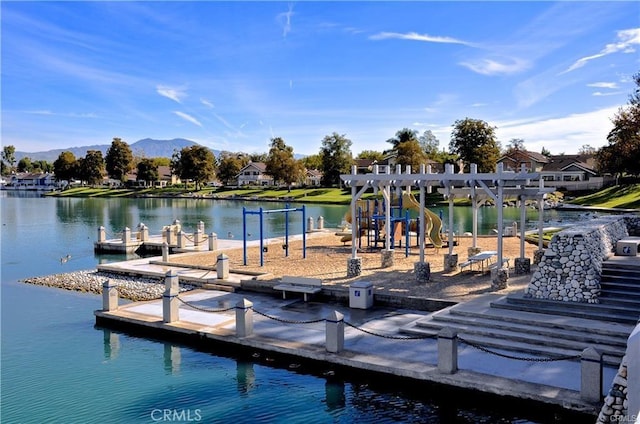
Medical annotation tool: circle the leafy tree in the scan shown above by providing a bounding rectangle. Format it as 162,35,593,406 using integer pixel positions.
356,150,385,162
249,153,268,163
17,157,33,173
578,145,596,155
152,157,171,167
418,130,440,157
172,145,217,190
541,147,552,157
136,158,159,185
53,151,77,183
32,160,53,173
217,152,248,186
386,128,418,150
105,137,134,182
396,140,427,172
597,71,640,178
2,145,16,172
449,118,501,173
265,137,301,186
300,153,322,170
78,150,105,186
505,138,526,153
320,132,352,186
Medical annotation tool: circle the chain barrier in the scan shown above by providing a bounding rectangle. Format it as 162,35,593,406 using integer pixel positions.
176,295,236,313
456,335,582,362
344,321,435,340
252,308,325,325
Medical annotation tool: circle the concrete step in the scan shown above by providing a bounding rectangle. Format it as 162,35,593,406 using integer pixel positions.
493,294,639,324
399,294,633,366
401,324,622,366
417,310,628,349
600,280,640,291
598,294,640,308
600,288,640,301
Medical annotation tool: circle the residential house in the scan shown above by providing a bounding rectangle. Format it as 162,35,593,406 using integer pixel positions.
236,162,274,186
4,172,58,191
124,165,181,188
498,150,610,190
304,169,322,186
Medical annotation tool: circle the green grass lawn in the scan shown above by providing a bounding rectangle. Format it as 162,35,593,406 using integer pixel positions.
48,183,640,210
567,183,640,209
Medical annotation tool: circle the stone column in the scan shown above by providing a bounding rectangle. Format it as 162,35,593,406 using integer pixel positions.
194,229,202,246
347,258,362,277
177,230,186,248
165,227,175,245
162,242,169,262
491,267,509,290
307,216,314,232
165,270,178,291
381,250,394,268
162,287,179,323
102,280,118,311
235,299,253,337
581,347,603,403
629,325,640,421
209,232,218,251
326,311,344,353
317,216,324,230
467,246,481,259
217,253,229,279
97,226,106,242
414,262,430,283
443,253,458,273
122,227,131,243
514,257,531,275
438,327,458,374
197,221,205,234
139,224,149,242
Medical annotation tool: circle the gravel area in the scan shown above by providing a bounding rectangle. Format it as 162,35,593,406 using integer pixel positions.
21,270,195,301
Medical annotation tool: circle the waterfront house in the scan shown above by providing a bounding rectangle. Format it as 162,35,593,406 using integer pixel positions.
236,162,274,186
4,172,58,191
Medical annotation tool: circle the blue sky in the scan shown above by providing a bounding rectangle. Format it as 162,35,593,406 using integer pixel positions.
2,1,639,157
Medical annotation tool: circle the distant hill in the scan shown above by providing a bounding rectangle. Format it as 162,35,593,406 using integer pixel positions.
14,138,216,162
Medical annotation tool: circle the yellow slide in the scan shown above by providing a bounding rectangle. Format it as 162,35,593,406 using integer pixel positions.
401,192,443,248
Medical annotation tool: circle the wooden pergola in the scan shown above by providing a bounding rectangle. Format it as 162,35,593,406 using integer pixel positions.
340,162,554,276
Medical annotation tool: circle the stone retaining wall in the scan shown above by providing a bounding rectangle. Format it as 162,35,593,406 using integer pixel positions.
597,355,628,423
525,217,629,303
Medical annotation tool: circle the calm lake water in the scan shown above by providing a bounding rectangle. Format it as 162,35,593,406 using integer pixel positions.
1,191,596,423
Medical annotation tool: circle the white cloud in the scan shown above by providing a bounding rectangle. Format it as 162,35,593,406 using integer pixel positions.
460,57,530,76
369,31,473,46
562,28,640,74
173,111,202,127
157,85,186,103
494,106,618,154
588,82,619,89
200,98,214,108
277,3,294,38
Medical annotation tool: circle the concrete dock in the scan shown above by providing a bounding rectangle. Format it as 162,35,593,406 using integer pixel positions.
95,285,620,419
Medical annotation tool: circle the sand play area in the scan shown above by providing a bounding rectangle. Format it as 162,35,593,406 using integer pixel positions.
169,231,539,303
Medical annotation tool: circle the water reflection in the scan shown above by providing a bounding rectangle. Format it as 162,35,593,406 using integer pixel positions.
236,361,256,395
103,329,120,360
325,380,346,411
164,344,181,375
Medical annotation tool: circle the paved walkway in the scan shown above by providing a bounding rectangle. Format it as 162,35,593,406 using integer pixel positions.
95,287,618,417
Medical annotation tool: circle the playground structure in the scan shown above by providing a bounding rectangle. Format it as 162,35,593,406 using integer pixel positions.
242,204,307,267
338,191,446,256
340,162,555,283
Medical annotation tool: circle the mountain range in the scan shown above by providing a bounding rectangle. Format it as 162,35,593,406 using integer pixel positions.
14,138,219,162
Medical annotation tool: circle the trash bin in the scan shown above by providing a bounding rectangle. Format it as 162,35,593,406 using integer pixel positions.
349,281,373,309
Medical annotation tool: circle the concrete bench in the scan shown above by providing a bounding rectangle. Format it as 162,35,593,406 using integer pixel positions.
273,276,323,301
616,237,640,256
